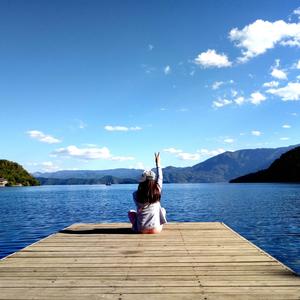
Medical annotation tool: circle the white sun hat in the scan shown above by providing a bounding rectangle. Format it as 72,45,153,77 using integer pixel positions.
139,170,156,182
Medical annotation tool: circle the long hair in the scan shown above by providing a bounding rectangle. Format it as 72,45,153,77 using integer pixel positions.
137,180,161,205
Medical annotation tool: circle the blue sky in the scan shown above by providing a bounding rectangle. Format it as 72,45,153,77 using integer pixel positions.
1,0,300,172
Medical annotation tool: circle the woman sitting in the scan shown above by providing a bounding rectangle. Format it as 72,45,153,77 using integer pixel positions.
128,152,167,234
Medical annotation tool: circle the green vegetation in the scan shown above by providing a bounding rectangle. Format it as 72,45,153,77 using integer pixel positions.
0,160,40,186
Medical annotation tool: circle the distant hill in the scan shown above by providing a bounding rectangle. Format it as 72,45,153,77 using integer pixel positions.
37,176,138,185
33,144,299,184
34,168,143,180
230,146,300,183
0,160,39,186
163,144,299,182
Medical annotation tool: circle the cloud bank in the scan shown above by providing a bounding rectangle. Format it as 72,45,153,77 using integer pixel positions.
229,19,300,62
53,145,134,161
267,82,300,101
104,125,142,132
27,130,61,144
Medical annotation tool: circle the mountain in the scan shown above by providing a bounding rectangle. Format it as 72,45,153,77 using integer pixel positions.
163,144,299,183
230,146,300,183
37,176,138,185
33,144,299,184
33,168,143,180
0,160,40,186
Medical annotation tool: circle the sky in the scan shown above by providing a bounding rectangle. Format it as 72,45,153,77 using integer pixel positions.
1,0,300,172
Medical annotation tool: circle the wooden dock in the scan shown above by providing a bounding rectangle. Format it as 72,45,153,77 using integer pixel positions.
0,222,299,299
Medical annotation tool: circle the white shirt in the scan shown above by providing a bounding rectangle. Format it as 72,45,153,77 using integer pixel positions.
132,167,167,231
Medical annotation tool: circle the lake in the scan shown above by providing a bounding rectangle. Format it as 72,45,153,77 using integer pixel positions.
0,183,300,274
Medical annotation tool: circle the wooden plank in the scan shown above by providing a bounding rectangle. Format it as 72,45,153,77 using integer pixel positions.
13,251,261,258
3,256,273,263
0,293,298,300
0,265,287,274
0,222,299,300
0,286,299,294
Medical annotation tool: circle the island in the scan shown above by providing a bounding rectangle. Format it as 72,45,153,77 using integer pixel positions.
0,160,40,187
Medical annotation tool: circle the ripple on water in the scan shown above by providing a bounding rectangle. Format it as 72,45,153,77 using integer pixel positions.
0,183,300,274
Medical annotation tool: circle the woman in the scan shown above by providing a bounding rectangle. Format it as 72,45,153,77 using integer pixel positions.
128,152,167,233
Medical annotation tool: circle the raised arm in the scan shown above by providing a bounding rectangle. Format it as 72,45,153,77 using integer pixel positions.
155,152,163,190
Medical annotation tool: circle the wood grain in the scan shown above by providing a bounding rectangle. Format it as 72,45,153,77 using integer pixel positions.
0,222,299,299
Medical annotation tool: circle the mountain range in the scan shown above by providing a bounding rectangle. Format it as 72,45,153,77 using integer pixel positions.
230,146,300,183
34,144,299,184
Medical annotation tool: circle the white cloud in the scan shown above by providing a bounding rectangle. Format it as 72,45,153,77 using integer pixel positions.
251,130,262,136
231,89,238,97
234,96,245,105
53,145,135,161
282,124,291,128
54,145,111,160
110,156,135,161
280,137,290,141
194,49,232,68
229,19,300,62
83,143,98,147
177,152,200,161
294,7,300,18
211,80,234,90
212,81,224,90
295,59,300,69
164,65,171,75
27,130,61,144
224,138,234,144
27,161,61,172
163,148,200,161
263,81,279,88
163,148,183,154
212,98,232,108
165,149,195,160
249,92,266,105
267,82,300,101
104,125,142,131
271,68,288,80
213,92,267,108
105,126,128,131
129,126,142,131
291,58,300,69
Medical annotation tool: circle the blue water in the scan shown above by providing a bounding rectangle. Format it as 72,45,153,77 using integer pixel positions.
0,183,300,274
